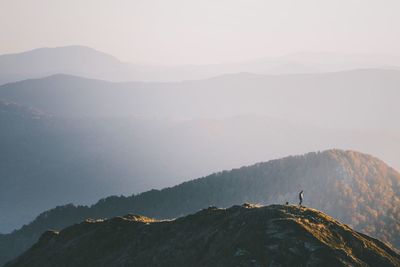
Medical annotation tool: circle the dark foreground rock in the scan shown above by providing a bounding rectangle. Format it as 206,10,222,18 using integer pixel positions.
5,204,400,267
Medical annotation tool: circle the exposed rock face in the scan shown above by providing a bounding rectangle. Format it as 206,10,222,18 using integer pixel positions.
5,205,400,267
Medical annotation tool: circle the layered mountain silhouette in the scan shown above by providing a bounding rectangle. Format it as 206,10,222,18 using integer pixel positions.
1,70,399,131
1,46,400,85
1,69,400,234
1,150,399,266
5,204,400,267
0,46,128,85
3,103,400,234
0,69,400,233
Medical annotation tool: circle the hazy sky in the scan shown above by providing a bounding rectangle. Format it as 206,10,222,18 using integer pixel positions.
1,0,399,65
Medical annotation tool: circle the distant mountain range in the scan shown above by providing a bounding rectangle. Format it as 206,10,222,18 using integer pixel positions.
1,46,400,85
0,150,399,266
1,46,399,265
5,205,400,267
1,70,400,235
1,69,399,130
0,46,127,85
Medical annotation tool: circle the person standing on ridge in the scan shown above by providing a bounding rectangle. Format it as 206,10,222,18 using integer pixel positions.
299,190,304,207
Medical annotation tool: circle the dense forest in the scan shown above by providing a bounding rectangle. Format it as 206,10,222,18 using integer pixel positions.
1,149,399,265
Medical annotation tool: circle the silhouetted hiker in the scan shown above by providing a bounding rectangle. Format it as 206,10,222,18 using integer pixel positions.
299,190,304,206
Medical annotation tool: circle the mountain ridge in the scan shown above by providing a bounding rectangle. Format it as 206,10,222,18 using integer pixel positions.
4,204,400,267
0,149,399,266
3,98,399,234
1,69,399,131
1,45,400,85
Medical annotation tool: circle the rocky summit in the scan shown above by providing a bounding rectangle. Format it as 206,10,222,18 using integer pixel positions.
5,204,400,267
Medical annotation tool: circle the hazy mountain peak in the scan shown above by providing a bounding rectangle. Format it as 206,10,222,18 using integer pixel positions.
0,45,120,61
0,45,126,84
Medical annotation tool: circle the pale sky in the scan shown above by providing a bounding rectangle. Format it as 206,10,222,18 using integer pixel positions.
0,0,399,65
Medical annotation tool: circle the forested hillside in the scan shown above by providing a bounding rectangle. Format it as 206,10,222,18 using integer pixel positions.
1,149,399,265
